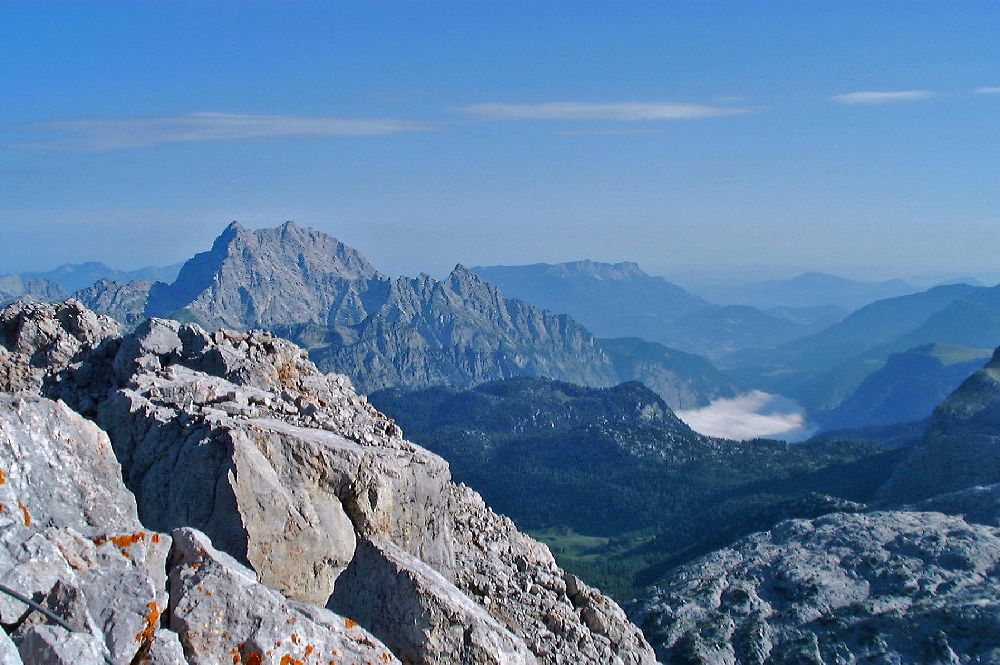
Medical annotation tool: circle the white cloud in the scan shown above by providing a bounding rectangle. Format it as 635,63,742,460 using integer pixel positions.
20,112,433,150
974,86,1000,94
456,101,753,121
831,90,934,105
554,128,663,136
676,390,816,442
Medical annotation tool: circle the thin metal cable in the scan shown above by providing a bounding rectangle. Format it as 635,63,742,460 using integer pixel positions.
0,582,115,664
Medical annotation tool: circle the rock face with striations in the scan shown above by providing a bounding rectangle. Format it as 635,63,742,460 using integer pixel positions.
141,221,618,394
632,510,1000,664
0,300,656,664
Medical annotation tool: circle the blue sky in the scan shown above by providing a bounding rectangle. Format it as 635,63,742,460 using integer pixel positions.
2,1,999,280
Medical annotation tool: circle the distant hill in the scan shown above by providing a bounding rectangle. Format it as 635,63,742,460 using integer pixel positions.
22,260,182,292
472,262,819,359
701,271,923,310
726,283,992,411
815,343,993,431
0,274,67,305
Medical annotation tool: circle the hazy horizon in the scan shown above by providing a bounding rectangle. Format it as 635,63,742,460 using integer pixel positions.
3,2,999,280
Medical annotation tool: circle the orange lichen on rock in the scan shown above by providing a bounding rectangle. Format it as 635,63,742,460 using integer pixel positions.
0,468,6,484
245,653,264,665
304,645,315,657
17,501,30,527
291,633,299,645
134,602,160,644
344,618,357,629
280,655,303,665
151,533,161,543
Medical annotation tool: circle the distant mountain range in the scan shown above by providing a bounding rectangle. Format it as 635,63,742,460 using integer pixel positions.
472,262,835,358
29,222,735,408
727,283,1000,414
689,271,926,310
23,260,182,292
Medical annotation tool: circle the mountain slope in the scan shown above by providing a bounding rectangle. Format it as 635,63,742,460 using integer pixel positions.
370,377,899,596
713,271,922,310
879,347,1000,502
599,337,741,409
472,261,812,358
816,343,993,431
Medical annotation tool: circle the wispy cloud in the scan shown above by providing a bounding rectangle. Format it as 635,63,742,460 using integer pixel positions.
555,128,663,136
456,101,753,121
18,112,434,150
974,86,1000,95
831,90,934,105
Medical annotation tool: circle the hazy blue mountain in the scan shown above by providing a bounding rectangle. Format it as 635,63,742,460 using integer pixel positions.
764,304,847,328
472,261,708,338
726,283,988,411
0,274,68,305
472,261,815,359
23,260,183,292
370,376,899,597
707,271,923,310
815,343,993,431
73,278,155,328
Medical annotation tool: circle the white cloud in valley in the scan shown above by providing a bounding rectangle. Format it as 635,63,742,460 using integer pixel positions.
20,112,434,150
457,101,754,121
676,390,817,442
831,90,934,105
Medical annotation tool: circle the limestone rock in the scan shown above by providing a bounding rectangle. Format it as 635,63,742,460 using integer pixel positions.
908,483,1000,527
633,511,1000,664
167,527,399,665
17,625,107,664
0,394,140,535
332,538,537,665
0,631,21,665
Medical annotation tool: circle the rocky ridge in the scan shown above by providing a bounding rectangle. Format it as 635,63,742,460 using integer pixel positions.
632,510,1000,664
0,300,655,664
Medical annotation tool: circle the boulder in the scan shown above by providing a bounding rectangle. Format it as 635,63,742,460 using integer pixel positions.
332,538,536,665
167,528,399,664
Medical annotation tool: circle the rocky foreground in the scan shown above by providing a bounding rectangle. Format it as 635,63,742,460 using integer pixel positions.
631,509,1000,664
0,300,655,664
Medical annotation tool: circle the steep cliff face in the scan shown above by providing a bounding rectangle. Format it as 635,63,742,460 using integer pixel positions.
0,300,656,664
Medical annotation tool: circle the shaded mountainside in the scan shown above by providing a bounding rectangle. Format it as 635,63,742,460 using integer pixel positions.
879,347,1000,503
0,299,657,664
598,337,741,410
815,343,992,431
472,261,818,359
370,377,902,597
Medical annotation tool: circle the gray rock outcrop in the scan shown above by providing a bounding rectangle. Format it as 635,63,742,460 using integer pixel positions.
331,538,537,665
0,300,657,664
633,510,1000,664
